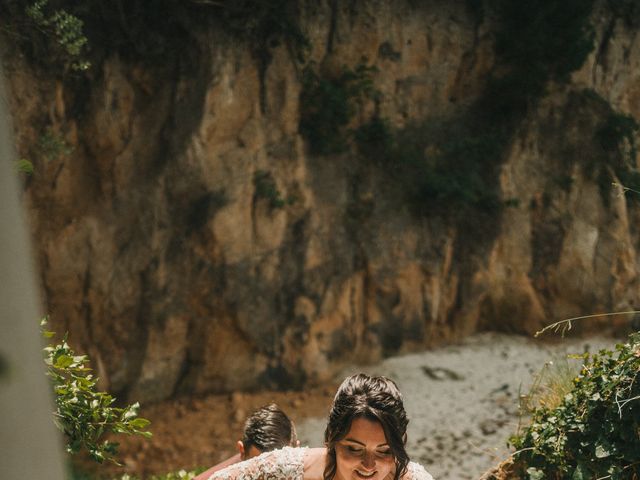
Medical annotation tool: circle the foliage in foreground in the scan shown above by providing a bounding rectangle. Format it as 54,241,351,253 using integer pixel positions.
71,469,202,480
518,358,582,415
42,319,152,464
123,470,200,480
510,333,640,479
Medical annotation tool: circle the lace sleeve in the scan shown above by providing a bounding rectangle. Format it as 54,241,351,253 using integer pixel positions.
404,461,435,480
209,446,307,480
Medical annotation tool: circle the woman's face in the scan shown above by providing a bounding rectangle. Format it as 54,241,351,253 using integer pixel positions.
334,417,396,480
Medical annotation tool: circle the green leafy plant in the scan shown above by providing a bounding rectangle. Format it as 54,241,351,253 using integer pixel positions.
299,63,378,155
510,333,640,479
4,0,309,74
38,128,73,161
355,117,503,215
14,158,35,175
518,358,582,418
147,471,201,480
253,170,294,209
42,318,151,464
25,0,90,71
69,468,204,480
486,0,595,120
115,470,202,480
218,0,309,59
354,115,394,164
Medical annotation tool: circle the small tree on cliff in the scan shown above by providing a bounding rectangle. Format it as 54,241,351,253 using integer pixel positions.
42,318,152,465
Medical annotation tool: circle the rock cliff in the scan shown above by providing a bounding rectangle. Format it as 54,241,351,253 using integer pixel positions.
3,0,640,402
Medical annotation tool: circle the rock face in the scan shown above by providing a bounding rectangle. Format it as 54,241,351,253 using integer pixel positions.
4,1,640,402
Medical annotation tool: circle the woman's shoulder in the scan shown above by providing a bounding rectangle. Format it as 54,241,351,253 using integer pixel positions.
210,446,308,480
405,461,435,480
302,448,327,480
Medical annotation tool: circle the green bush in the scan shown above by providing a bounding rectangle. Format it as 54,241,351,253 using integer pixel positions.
569,89,640,204
299,63,377,155
70,468,204,480
2,0,93,73
14,158,35,175
2,0,308,71
510,334,640,479
112,470,202,480
38,127,74,160
24,0,90,71
42,319,151,464
354,116,394,164
253,170,294,209
355,117,502,214
218,0,308,59
490,0,595,106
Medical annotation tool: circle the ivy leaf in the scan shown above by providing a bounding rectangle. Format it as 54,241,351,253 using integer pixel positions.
54,354,74,368
526,467,545,480
572,462,591,480
595,443,611,458
130,418,151,430
123,402,140,419
41,320,152,464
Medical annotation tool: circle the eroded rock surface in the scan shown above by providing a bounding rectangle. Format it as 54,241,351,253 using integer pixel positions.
4,1,640,402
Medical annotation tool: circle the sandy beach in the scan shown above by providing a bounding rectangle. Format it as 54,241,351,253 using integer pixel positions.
296,332,618,480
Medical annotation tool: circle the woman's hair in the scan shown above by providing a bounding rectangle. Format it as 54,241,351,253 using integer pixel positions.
323,373,410,480
242,403,297,454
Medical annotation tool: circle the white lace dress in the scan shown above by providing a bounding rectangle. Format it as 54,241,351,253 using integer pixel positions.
209,447,434,480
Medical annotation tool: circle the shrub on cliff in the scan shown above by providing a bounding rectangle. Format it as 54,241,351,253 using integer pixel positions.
2,0,308,73
484,0,595,122
299,63,377,155
509,333,640,479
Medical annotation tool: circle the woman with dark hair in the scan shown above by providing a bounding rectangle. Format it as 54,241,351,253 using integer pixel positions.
209,373,434,480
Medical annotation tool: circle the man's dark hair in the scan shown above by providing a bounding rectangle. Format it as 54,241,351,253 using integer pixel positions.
242,403,297,453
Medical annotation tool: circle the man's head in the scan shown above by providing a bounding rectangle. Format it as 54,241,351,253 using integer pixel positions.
237,403,299,460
